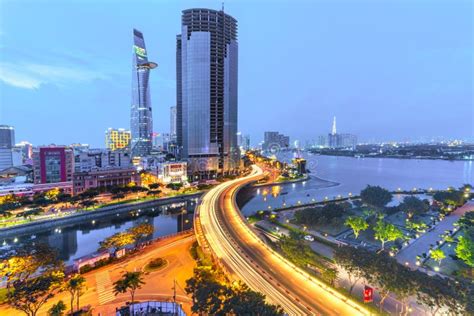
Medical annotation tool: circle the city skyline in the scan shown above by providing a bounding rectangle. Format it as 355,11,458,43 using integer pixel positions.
0,0,473,147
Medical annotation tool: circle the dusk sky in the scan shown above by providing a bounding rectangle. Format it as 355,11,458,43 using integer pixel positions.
0,0,472,147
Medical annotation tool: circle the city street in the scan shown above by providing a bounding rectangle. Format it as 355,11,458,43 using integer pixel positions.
0,234,196,316
196,164,370,315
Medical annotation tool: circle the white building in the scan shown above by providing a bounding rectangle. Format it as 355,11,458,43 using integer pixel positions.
160,162,187,184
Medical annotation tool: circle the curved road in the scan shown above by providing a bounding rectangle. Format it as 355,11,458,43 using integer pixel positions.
196,165,370,315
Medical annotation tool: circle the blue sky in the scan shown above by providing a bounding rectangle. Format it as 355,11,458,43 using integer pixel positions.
0,0,472,147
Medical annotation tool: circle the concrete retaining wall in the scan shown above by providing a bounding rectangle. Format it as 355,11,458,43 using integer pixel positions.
0,193,202,239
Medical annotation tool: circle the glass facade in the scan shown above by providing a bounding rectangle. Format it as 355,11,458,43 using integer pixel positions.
0,125,15,149
177,9,240,178
131,29,155,157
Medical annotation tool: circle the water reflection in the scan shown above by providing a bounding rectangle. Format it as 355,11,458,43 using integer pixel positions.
240,153,472,216
1,199,196,264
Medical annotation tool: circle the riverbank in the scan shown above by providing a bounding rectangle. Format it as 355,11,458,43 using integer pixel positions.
253,173,311,187
308,151,473,161
0,192,202,239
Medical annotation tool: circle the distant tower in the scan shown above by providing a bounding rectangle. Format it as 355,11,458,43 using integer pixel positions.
331,116,337,135
130,29,157,158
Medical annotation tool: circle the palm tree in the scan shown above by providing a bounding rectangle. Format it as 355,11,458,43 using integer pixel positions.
113,271,145,310
65,274,86,314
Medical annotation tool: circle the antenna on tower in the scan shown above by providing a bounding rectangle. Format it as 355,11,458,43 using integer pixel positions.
331,116,337,135
222,2,224,11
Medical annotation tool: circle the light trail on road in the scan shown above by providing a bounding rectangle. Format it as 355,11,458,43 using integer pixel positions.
196,165,371,315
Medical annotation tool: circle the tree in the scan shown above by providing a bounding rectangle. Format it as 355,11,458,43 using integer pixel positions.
399,196,429,219
113,271,145,307
360,185,392,209
458,212,474,229
148,183,161,190
0,244,65,316
48,301,66,316
99,232,135,251
225,283,284,315
65,274,86,314
185,267,233,315
430,249,446,267
45,188,61,201
185,267,283,315
127,223,154,247
166,183,183,191
433,190,466,207
373,220,404,250
344,216,368,239
455,235,474,268
334,246,368,294
415,274,464,316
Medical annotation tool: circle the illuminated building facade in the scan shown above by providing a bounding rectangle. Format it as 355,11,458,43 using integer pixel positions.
177,8,240,179
105,128,131,151
160,161,188,184
131,29,157,158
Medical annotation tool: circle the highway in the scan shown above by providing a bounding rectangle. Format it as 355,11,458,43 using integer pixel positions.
196,165,370,315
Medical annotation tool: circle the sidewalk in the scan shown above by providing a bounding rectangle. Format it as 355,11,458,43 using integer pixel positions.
396,201,474,268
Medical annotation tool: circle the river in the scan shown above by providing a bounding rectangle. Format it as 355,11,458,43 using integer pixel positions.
239,153,473,216
3,154,472,263
0,199,197,264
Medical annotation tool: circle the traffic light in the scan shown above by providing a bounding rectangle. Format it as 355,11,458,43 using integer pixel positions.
363,285,373,303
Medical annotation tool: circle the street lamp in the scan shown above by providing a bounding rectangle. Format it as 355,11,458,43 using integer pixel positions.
180,208,187,231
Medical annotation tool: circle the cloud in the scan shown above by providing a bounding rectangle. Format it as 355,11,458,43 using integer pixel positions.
0,62,109,90
0,63,42,89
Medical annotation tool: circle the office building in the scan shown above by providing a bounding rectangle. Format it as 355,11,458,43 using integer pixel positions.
0,125,14,149
33,146,74,184
73,168,139,195
237,133,250,151
131,29,157,157
153,133,172,152
337,133,358,149
74,149,131,172
170,106,177,141
262,132,290,152
177,8,240,178
0,125,15,170
15,141,33,164
317,135,328,148
160,162,188,184
105,128,131,151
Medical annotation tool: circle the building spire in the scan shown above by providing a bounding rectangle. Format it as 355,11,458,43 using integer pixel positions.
331,116,337,135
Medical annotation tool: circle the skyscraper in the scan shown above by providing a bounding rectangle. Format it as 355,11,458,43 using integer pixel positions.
130,29,157,158
170,106,177,141
177,8,240,179
0,125,15,170
326,116,358,149
263,131,290,152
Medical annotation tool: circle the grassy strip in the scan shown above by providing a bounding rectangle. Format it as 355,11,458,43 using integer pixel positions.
271,219,337,249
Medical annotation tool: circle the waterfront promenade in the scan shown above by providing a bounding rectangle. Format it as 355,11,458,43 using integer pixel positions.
396,201,474,268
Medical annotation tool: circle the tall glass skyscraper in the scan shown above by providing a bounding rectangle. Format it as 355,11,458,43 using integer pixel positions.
131,29,157,157
177,8,239,179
